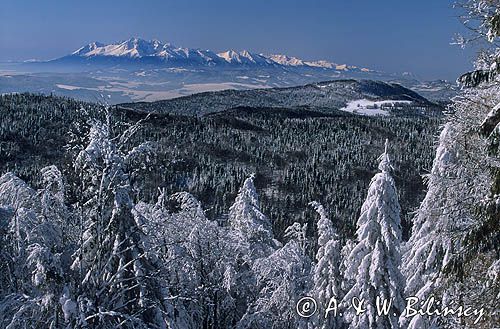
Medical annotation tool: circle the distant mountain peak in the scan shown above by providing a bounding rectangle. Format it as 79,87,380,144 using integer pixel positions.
268,54,306,66
267,54,347,69
218,49,240,63
216,49,273,65
72,38,176,58
72,41,106,56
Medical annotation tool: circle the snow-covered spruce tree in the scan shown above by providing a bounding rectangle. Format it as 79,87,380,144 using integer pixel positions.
69,113,171,328
0,169,67,328
342,140,405,329
0,172,41,293
308,201,343,329
401,2,500,327
0,206,13,296
228,173,278,260
340,239,355,295
39,165,72,245
400,123,468,329
134,191,196,328
402,84,499,329
226,174,280,326
175,193,236,329
237,222,312,329
453,3,500,326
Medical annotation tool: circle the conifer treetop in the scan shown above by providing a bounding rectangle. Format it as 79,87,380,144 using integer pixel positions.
378,139,393,173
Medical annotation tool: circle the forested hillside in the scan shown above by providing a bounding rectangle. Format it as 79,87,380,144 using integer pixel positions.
119,79,443,116
0,93,441,241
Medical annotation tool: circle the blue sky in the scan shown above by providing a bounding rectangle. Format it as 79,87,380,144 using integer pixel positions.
0,0,477,80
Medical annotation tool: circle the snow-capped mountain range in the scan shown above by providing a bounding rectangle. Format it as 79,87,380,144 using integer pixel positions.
0,37,456,104
65,37,370,71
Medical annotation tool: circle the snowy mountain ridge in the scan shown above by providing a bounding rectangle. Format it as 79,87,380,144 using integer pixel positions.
66,37,370,71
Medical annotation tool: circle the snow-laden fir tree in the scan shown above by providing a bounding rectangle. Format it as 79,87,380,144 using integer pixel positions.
400,123,464,329
308,201,343,329
175,192,237,329
0,206,12,296
0,169,66,328
402,87,499,328
135,191,198,328
226,174,280,326
448,2,500,326
69,115,171,328
340,239,355,294
0,172,41,282
228,173,278,260
342,140,405,329
237,221,311,329
400,2,500,327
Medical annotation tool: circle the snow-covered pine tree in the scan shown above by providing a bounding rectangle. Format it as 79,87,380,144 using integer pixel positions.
225,174,280,326
400,123,464,329
308,201,343,329
0,169,66,328
228,173,278,260
237,221,312,329
69,115,171,328
401,2,500,327
342,140,405,329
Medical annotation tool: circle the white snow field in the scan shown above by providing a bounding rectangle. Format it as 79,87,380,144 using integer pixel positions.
339,99,413,116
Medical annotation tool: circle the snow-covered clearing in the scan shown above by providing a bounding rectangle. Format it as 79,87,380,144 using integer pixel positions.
339,99,413,116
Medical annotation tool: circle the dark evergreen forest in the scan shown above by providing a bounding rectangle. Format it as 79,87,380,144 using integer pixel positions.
0,93,442,243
